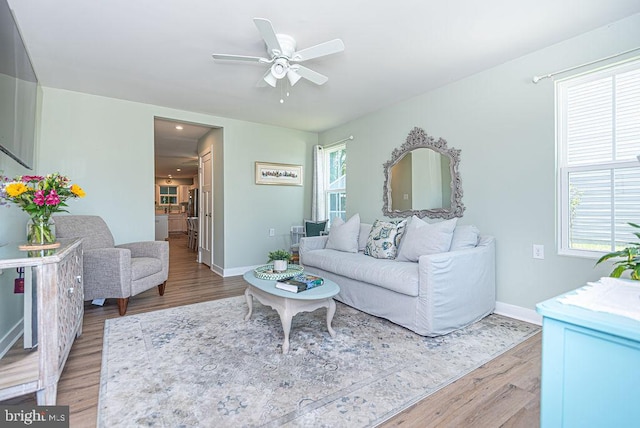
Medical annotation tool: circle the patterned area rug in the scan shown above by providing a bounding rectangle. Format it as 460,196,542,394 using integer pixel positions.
98,296,539,427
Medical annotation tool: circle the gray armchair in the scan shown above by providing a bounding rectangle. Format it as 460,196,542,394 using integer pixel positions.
54,215,169,315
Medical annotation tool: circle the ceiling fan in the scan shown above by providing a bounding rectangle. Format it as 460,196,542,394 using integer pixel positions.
212,18,344,88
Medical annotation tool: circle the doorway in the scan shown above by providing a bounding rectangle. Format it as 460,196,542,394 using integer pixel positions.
153,118,214,262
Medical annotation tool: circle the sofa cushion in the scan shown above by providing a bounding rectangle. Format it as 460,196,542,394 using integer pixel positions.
326,213,360,253
364,219,408,259
303,249,420,296
396,216,457,262
450,225,480,251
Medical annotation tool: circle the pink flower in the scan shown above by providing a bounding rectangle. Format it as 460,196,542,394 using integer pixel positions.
22,175,45,182
33,190,46,206
45,189,61,206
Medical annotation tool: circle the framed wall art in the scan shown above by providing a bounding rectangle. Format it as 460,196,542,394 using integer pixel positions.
255,162,303,186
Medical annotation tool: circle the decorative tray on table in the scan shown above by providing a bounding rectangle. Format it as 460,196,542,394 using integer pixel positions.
254,264,304,280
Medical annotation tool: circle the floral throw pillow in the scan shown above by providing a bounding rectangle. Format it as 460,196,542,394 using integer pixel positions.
364,219,408,259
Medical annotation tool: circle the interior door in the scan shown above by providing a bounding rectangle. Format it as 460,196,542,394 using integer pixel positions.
199,151,213,267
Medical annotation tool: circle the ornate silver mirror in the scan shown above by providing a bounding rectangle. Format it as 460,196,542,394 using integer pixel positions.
383,127,464,219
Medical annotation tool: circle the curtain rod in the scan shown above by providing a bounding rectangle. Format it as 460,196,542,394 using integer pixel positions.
322,135,354,148
532,46,640,83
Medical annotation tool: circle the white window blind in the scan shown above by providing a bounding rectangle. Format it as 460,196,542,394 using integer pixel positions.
558,60,640,256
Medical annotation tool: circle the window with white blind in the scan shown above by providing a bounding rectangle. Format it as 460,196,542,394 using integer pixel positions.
557,59,640,257
324,144,346,225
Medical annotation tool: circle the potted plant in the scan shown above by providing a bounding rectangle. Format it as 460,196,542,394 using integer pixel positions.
268,249,292,273
595,222,640,280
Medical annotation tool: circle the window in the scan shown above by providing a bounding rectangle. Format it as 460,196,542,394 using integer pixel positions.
557,60,640,257
324,144,346,225
159,186,178,205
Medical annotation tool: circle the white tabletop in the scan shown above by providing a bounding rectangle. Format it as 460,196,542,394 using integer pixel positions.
243,270,340,300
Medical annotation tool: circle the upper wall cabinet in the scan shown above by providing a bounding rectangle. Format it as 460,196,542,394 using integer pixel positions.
383,127,465,219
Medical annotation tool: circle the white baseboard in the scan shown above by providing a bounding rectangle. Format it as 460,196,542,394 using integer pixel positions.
210,264,224,277
495,301,542,325
0,318,23,359
222,264,262,278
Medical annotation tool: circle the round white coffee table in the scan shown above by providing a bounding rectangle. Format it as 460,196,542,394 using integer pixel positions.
242,270,340,354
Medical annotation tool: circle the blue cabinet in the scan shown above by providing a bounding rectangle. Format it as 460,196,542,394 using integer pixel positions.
537,288,640,428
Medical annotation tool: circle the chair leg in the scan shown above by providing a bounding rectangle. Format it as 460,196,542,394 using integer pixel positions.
117,298,129,316
158,281,166,296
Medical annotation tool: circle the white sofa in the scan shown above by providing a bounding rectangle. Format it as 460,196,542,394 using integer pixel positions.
299,218,496,336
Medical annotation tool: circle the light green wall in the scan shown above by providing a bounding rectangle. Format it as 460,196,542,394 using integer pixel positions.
223,123,316,267
320,14,640,310
37,87,317,271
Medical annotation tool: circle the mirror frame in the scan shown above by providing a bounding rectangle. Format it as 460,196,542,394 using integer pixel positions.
382,127,465,219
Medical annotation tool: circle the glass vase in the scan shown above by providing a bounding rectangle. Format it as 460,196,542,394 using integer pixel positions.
27,217,56,246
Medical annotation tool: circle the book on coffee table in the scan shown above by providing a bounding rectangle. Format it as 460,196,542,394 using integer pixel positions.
275,274,324,293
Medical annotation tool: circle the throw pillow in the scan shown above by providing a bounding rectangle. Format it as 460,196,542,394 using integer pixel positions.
449,224,480,251
358,223,372,252
364,219,408,259
396,216,458,262
325,213,360,253
304,220,328,237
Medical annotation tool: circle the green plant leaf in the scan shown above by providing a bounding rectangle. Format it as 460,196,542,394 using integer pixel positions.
610,265,627,278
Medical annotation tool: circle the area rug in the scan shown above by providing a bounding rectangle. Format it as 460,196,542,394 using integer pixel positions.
98,296,539,427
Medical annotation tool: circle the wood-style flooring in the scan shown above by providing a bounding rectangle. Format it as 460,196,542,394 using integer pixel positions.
1,233,541,427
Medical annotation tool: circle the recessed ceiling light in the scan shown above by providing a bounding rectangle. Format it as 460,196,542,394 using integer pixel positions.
176,168,181,172
175,125,183,130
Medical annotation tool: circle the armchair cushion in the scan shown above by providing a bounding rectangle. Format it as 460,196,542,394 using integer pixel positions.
131,257,163,281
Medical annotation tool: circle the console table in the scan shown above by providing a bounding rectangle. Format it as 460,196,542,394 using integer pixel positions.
536,285,640,427
0,238,83,405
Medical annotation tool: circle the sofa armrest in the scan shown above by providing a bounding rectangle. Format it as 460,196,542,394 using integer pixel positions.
417,235,496,335
117,240,170,281
299,235,329,264
83,248,132,299
117,241,168,259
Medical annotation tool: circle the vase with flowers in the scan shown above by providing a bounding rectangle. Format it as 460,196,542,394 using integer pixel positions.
0,173,86,247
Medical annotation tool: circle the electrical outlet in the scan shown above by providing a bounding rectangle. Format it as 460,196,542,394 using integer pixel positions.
269,228,275,237
533,244,544,259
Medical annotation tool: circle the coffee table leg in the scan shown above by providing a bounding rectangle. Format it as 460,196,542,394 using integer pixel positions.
278,310,293,354
244,288,253,321
327,299,336,338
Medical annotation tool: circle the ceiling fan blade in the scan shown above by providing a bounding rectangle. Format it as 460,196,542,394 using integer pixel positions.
293,39,345,62
293,65,329,85
287,69,302,86
253,18,282,57
211,53,268,63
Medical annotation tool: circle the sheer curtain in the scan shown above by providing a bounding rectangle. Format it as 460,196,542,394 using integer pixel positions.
312,145,326,221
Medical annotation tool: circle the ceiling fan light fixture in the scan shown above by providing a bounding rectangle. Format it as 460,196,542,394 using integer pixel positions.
271,58,288,79
263,72,277,87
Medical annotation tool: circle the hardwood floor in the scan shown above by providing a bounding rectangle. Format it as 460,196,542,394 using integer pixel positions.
1,233,541,427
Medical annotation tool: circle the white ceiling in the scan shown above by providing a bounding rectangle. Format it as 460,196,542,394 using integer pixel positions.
7,0,640,177
153,119,212,179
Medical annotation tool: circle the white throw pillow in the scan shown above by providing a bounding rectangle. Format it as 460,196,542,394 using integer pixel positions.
449,225,480,251
396,216,458,262
358,223,372,251
325,213,360,253
364,219,408,259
